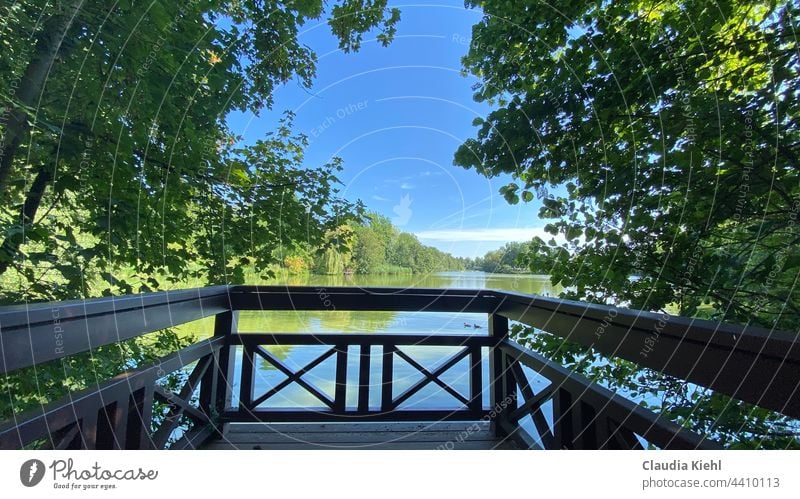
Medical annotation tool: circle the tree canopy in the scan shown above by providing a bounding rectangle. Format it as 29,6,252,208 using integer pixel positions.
0,0,400,302
471,241,529,273
456,0,799,331
456,0,799,448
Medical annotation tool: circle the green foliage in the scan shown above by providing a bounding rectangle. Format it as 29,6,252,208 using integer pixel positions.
352,224,386,273
0,0,401,302
458,0,799,331
367,263,412,275
459,0,800,447
303,212,465,275
315,247,347,275
329,0,401,52
472,241,529,273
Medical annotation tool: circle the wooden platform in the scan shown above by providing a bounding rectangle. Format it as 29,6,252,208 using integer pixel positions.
202,421,518,450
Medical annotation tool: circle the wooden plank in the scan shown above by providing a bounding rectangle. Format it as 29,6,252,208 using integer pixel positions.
238,346,255,410
381,345,395,411
153,386,210,426
221,409,489,423
607,419,645,450
50,423,81,450
391,347,471,409
250,347,337,408
219,429,497,444
573,401,598,449
488,315,512,437
205,420,510,450
225,421,493,433
0,337,223,449
253,346,334,409
0,286,230,374
203,440,507,450
232,333,494,347
200,311,237,418
393,348,470,407
497,291,800,418
499,290,800,358
334,344,347,412
125,386,154,450
469,345,482,413
79,409,98,450
109,396,130,450
204,420,513,450
95,401,127,450
229,286,501,314
552,388,573,450
499,340,720,449
497,418,542,450
509,361,555,449
170,424,217,450
508,384,555,423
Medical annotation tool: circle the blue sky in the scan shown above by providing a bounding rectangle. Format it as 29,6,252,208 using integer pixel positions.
226,1,550,258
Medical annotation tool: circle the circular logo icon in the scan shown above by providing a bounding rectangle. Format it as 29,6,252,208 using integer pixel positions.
20,459,45,487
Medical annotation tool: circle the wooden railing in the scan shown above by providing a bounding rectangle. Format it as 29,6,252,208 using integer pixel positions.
230,333,491,422
1,285,797,449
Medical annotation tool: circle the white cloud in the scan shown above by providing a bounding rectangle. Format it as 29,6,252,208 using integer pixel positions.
371,194,390,202
400,182,414,190
415,227,559,243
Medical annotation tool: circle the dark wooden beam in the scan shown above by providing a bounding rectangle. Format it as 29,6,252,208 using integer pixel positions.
0,337,223,449
228,285,501,313
231,333,494,347
0,286,231,373
357,345,371,412
221,409,490,423
499,340,720,449
496,291,800,418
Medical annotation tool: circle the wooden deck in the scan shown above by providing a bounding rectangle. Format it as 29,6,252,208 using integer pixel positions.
202,421,518,450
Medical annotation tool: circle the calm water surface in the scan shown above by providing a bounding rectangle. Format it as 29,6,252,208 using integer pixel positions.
236,271,559,334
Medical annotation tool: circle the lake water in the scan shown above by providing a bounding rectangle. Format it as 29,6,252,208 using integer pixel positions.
222,271,559,413
236,271,559,334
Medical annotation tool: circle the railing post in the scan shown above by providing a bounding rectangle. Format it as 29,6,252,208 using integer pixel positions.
468,344,482,415
200,310,237,435
553,388,574,449
125,386,155,449
488,314,515,437
95,401,128,450
334,343,348,412
357,345,371,413
381,345,395,411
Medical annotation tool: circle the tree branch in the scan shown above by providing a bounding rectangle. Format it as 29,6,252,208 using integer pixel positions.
0,0,85,197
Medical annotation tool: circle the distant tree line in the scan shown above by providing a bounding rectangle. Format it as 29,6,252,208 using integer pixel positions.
275,213,468,275
467,241,531,274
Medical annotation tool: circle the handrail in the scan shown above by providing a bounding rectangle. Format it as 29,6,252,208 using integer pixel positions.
498,339,720,449
228,332,490,423
0,286,231,373
0,337,224,449
227,285,502,312
0,285,797,450
494,292,800,418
